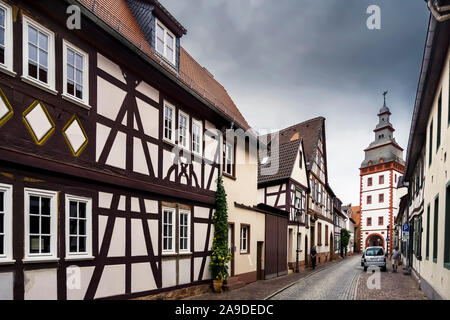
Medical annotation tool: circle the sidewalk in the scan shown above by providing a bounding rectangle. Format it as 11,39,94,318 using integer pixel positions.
356,260,428,300
185,258,345,300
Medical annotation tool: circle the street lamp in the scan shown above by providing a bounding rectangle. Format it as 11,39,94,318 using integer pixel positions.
295,206,303,273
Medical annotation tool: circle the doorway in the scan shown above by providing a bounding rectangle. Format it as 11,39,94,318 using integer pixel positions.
228,224,235,277
257,241,264,280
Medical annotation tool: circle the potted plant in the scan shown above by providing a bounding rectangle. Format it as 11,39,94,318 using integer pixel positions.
210,175,231,293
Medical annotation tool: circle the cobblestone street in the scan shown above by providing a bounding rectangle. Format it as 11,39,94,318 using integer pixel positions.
269,256,428,300
270,256,361,300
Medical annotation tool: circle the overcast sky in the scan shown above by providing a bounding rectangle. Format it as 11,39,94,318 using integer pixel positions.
160,0,430,205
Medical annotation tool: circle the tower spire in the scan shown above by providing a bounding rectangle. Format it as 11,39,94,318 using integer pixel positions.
383,90,388,107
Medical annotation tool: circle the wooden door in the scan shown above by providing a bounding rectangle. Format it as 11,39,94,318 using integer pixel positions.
257,241,264,280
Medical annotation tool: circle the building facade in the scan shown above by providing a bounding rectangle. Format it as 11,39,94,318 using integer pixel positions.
0,0,253,300
360,102,405,255
399,7,450,299
257,135,310,272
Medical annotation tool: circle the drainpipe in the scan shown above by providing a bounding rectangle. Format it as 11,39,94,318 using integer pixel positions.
427,0,450,22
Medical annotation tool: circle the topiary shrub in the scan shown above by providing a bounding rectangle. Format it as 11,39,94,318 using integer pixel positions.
210,175,231,281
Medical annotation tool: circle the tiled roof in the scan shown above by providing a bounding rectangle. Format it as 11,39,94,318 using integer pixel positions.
258,117,325,184
277,117,325,169
258,138,302,184
77,0,250,130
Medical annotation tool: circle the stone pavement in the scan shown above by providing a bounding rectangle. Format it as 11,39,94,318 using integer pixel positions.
270,255,361,300
185,257,347,300
356,260,428,300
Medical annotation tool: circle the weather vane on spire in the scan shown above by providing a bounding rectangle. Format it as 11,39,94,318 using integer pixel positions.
383,90,388,105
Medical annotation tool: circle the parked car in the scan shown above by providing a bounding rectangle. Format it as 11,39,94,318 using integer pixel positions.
362,246,387,272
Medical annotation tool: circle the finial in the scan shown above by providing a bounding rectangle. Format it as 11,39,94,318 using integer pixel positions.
383,90,388,106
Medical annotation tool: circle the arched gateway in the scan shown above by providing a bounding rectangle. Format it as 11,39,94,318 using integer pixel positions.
366,234,384,249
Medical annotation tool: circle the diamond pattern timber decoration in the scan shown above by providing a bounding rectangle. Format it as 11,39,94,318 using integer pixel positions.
23,100,55,145
63,115,88,157
0,88,13,127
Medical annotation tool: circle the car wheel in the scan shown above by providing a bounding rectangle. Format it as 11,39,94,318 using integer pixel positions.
363,266,367,272
381,267,387,272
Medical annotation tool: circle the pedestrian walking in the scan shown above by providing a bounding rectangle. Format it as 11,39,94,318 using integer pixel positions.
392,246,401,273
310,246,318,270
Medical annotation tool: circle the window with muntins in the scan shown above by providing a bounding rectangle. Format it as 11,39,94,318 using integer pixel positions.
378,216,383,226
63,41,89,105
379,175,384,185
24,188,58,260
367,195,372,205
179,209,190,253
445,185,450,268
433,196,439,263
162,207,175,254
368,177,372,187
240,226,249,254
178,111,189,149
23,16,55,90
429,119,433,166
224,142,234,176
0,183,12,261
66,195,92,259
367,217,372,226
155,19,176,65
0,1,13,73
163,102,175,143
192,119,202,155
379,194,384,203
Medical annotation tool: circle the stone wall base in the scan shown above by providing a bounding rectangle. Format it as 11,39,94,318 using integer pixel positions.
133,284,211,300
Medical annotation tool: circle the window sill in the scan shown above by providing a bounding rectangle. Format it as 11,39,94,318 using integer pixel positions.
223,173,236,181
62,93,91,110
23,257,60,264
0,259,16,265
0,66,16,77
162,252,192,258
240,251,249,255
444,263,450,270
21,76,58,96
65,255,95,262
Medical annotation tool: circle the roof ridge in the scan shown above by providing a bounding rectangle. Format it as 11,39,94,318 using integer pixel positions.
279,116,325,133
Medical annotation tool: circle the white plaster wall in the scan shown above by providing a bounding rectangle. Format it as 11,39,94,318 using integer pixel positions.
0,272,13,300
98,192,113,209
194,223,209,252
136,81,159,103
179,258,191,285
148,219,159,256
97,77,127,121
163,150,176,182
106,131,127,169
144,199,158,214
96,123,111,162
136,97,159,139
97,53,126,83
108,217,126,257
66,266,95,300
194,206,210,219
24,269,57,300
162,259,176,288
131,219,147,256
133,137,149,176
421,48,450,299
131,263,157,293
291,143,309,187
95,264,125,299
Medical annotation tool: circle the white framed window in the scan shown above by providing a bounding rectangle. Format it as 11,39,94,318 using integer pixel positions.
178,111,189,149
224,142,234,176
24,188,58,261
22,15,56,92
155,19,176,65
192,119,203,156
65,195,92,259
163,101,175,143
0,1,14,75
0,183,13,262
240,225,249,254
62,40,89,107
179,209,190,253
162,207,176,254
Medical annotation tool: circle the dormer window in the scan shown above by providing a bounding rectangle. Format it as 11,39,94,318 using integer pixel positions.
155,19,176,65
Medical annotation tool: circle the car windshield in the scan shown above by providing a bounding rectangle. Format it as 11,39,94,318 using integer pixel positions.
366,248,384,256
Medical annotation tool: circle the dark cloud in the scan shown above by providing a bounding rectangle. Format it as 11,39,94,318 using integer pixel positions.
160,0,430,204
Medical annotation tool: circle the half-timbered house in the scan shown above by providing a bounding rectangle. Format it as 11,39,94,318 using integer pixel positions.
0,0,253,300
258,133,310,272
271,117,334,267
